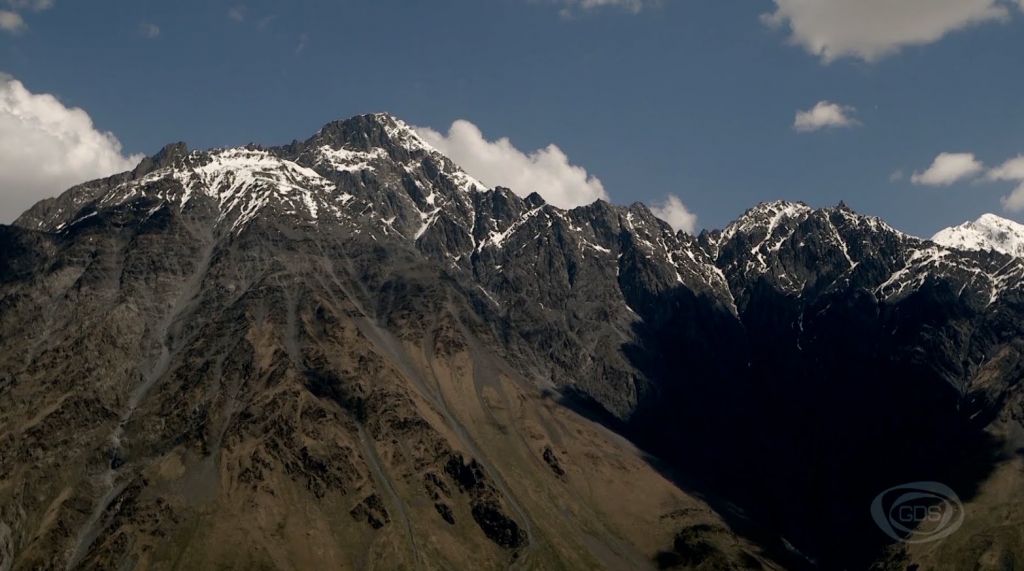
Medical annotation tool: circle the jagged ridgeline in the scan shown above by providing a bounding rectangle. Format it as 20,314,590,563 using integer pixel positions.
2,113,1024,570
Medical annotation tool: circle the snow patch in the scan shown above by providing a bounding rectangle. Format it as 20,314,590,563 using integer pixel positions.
316,145,387,173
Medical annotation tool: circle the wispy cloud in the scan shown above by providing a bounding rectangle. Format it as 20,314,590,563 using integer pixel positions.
573,0,644,11
227,5,278,31
228,5,245,22
140,22,160,39
793,101,859,132
294,33,308,55
257,14,277,29
550,0,646,18
5,0,53,11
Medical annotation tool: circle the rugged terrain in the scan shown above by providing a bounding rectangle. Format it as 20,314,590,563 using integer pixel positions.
1,113,1023,570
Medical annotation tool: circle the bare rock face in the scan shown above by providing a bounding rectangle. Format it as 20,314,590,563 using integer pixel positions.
2,113,1024,570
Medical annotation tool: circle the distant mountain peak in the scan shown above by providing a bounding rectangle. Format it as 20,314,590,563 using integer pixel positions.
932,213,1024,258
738,200,813,221
14,112,493,234
309,112,437,156
720,200,813,243
370,112,438,153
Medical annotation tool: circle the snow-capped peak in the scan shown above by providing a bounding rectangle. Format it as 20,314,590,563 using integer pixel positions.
371,112,438,155
932,213,1024,258
720,200,812,243
23,112,500,234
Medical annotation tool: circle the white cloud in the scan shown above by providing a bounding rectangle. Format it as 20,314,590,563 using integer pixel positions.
415,119,609,209
988,156,1024,212
987,155,1024,181
763,0,1012,63
1001,186,1024,212
0,10,25,33
911,152,984,186
793,101,859,132
0,74,143,223
650,194,698,233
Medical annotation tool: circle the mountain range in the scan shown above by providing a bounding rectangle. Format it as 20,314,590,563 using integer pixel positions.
2,113,1024,570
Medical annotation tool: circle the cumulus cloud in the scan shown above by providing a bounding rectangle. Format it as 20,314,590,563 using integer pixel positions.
0,74,143,223
988,155,1024,181
415,119,609,209
793,101,859,132
911,152,984,186
988,156,1024,212
0,10,25,33
650,194,698,233
762,0,1013,63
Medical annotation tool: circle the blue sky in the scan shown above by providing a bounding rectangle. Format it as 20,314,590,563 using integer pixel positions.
1,0,1023,235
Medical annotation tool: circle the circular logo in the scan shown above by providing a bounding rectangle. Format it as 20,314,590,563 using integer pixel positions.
870,482,964,543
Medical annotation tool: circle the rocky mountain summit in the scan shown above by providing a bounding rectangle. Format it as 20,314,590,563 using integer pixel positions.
2,113,1024,570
